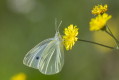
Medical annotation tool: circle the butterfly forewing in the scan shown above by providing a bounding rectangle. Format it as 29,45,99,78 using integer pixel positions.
23,38,53,69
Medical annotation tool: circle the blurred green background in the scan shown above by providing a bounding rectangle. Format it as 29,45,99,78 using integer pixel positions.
0,0,119,80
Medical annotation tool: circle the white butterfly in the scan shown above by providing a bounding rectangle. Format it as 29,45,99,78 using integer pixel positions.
23,21,64,75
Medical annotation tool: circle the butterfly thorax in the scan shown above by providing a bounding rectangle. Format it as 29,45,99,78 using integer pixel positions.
54,32,63,42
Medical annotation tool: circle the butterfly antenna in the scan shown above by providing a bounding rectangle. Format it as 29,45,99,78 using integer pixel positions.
55,18,58,32
57,20,62,32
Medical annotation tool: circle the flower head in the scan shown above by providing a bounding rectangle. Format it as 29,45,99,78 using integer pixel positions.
63,24,79,50
89,13,112,31
11,73,26,80
92,4,108,15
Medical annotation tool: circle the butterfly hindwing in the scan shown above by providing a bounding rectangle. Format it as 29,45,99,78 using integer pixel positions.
38,39,64,75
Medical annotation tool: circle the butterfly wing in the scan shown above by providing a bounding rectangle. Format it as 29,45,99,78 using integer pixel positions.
23,38,53,69
38,40,64,75
23,37,64,75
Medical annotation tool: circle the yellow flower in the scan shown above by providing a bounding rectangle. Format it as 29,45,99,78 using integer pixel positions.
89,13,112,31
92,4,108,15
63,24,79,50
11,73,26,80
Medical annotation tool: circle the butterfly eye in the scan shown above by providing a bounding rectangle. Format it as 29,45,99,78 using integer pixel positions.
36,56,39,60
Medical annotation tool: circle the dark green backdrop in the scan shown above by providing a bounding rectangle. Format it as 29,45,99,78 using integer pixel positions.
0,0,119,80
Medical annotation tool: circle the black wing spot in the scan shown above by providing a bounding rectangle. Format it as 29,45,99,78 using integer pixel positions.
36,56,39,60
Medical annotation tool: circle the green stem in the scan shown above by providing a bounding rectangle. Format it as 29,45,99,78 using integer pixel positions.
105,28,119,48
105,26,119,44
78,39,115,49
105,30,119,43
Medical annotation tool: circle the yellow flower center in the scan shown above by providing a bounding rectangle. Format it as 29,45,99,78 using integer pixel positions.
89,13,112,31
92,4,108,15
63,24,78,50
